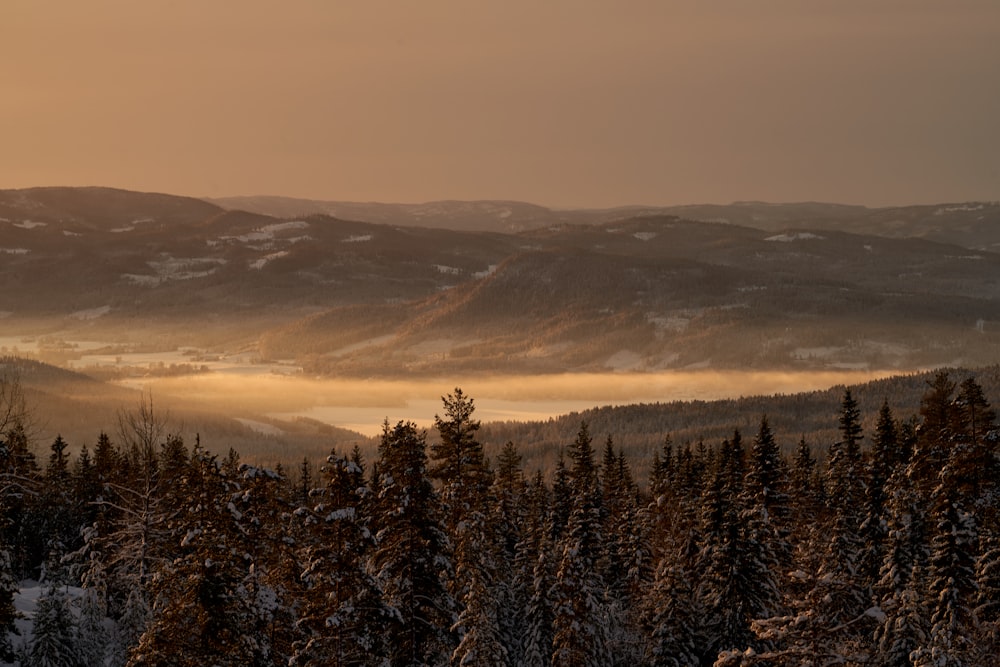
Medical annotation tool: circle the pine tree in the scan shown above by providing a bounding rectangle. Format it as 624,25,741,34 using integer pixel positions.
920,460,980,666
695,432,780,661
27,581,77,667
490,441,526,661
911,371,957,496
974,533,1000,656
2,419,39,578
600,440,644,665
429,390,508,666
600,437,631,601
233,463,301,666
431,388,489,540
745,416,792,572
858,400,899,592
113,586,150,667
645,560,700,667
517,471,553,667
297,456,313,508
76,585,111,667
372,420,456,667
550,422,610,667
128,444,259,666
32,435,80,574
549,452,572,545
950,376,998,502
877,464,930,601
818,389,868,626
874,568,930,667
293,449,386,666
0,541,17,662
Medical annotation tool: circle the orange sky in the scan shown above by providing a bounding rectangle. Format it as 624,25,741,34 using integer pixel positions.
2,1,998,207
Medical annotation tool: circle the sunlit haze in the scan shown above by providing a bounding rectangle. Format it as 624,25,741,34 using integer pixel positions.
3,1,998,207
132,370,898,437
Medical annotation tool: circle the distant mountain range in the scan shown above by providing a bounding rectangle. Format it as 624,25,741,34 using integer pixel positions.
2,186,999,374
211,194,1000,249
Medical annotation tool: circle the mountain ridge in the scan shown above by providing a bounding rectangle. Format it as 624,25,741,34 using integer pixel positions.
2,186,998,375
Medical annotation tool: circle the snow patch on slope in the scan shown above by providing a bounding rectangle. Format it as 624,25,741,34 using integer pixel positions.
765,232,825,242
250,251,289,270
934,203,984,215
473,265,498,279
122,256,226,286
262,220,309,233
220,220,310,245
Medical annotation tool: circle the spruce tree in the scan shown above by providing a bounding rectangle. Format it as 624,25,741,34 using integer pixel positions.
745,416,792,572
695,432,778,661
234,463,301,666
26,582,77,667
293,449,386,666
429,390,507,666
549,452,572,544
645,559,700,667
819,389,868,626
490,441,526,660
858,400,898,592
128,444,259,666
550,422,610,666
517,471,553,667
372,420,456,667
874,567,930,667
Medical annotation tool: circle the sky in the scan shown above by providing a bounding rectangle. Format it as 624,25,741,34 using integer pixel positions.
2,1,998,208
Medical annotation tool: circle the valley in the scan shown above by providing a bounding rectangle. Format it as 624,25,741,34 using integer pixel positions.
2,186,999,471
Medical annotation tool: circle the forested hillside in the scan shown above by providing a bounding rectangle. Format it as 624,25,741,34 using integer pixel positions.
1,374,997,665
4,187,1000,374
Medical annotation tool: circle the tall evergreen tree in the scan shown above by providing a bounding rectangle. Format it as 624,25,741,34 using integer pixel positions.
293,449,386,666
695,432,780,661
372,420,456,667
745,416,792,572
517,471,553,667
129,444,260,666
858,400,899,592
431,388,489,540
644,559,701,667
550,422,609,667
818,389,868,626
430,390,507,666
26,581,77,667
491,441,526,660
911,371,957,496
549,452,572,545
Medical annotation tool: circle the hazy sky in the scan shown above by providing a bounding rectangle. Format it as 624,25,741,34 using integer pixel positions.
3,1,998,208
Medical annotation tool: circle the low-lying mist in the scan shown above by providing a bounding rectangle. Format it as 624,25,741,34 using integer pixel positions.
134,368,900,437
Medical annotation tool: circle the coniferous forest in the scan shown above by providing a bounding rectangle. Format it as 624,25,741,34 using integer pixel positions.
1,375,998,667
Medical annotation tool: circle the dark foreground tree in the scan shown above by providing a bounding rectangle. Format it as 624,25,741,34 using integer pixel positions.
372,420,456,666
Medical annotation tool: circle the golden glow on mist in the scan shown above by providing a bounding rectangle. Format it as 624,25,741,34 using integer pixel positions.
136,369,899,436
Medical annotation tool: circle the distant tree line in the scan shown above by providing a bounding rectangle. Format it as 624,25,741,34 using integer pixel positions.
0,375,998,665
